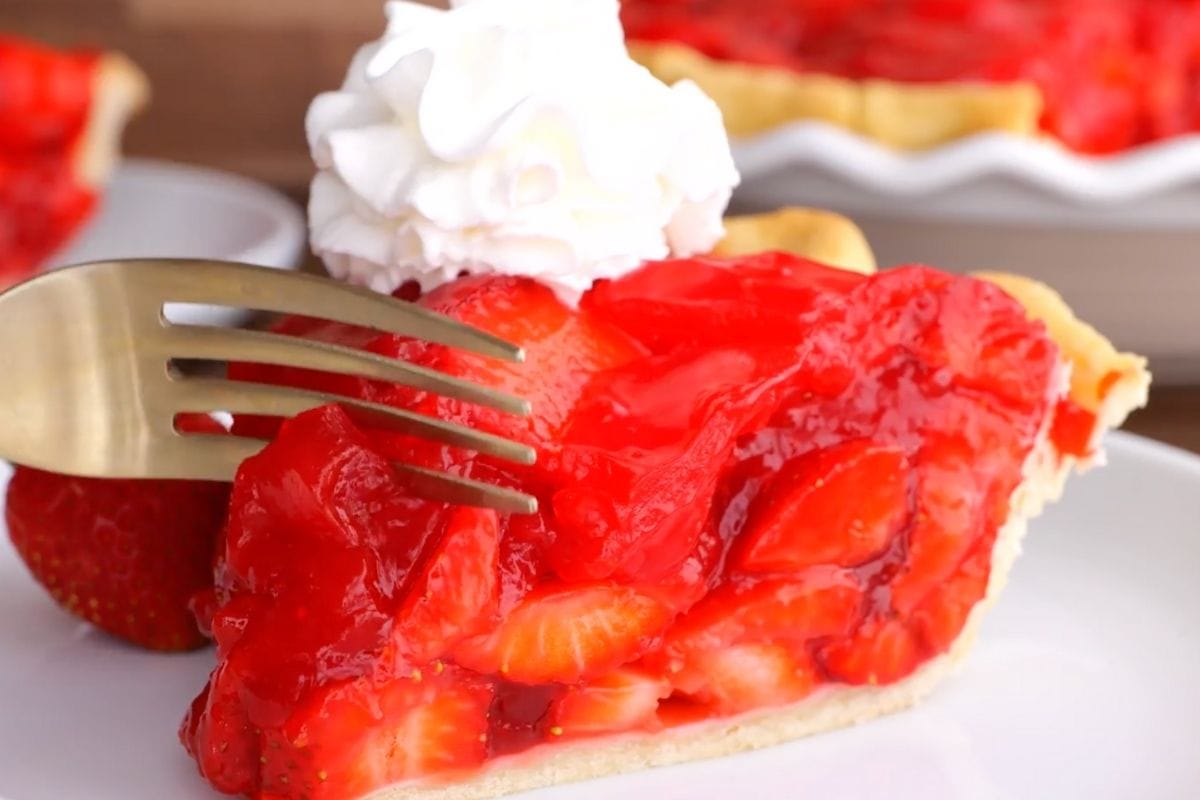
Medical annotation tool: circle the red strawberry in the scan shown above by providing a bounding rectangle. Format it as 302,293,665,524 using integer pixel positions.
660,567,863,659
229,276,642,460
5,416,229,650
545,347,786,585
670,642,817,715
735,441,910,573
409,276,643,447
551,668,670,736
889,430,986,614
819,616,922,686
583,251,861,353
260,669,491,800
909,541,992,655
393,507,500,662
453,583,673,684
180,661,259,795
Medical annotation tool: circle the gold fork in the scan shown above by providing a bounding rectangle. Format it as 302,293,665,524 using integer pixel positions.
0,259,538,514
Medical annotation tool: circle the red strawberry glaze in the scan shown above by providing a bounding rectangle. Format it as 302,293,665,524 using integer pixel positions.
620,0,1200,154
0,36,102,285
185,254,1076,798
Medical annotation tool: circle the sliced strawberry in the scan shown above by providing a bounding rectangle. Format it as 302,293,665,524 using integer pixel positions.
909,540,992,655
453,583,673,684
913,275,1061,414
889,430,986,614
735,441,911,573
551,668,670,736
212,405,451,716
819,616,922,686
670,642,817,716
261,669,491,799
230,276,642,460
180,662,259,796
584,251,861,353
393,507,500,663
546,347,782,584
659,567,863,660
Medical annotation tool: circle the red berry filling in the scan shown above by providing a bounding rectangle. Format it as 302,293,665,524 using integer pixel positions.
620,0,1200,154
0,36,103,285
184,254,1076,798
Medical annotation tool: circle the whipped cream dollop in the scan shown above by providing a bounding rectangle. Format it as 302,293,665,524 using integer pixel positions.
306,0,739,303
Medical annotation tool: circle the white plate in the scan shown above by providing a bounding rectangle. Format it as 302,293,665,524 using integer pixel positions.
1,433,1198,799
730,126,1200,382
48,158,308,327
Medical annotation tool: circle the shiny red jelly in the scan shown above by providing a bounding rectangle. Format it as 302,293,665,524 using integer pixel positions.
620,0,1200,154
184,254,1077,798
0,36,101,286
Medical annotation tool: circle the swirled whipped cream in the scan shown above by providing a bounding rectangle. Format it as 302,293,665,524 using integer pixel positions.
306,0,739,303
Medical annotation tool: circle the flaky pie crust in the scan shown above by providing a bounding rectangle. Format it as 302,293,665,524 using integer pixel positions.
73,53,149,187
629,41,1043,149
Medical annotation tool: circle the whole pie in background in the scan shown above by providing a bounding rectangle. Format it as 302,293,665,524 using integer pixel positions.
0,35,148,288
622,0,1200,153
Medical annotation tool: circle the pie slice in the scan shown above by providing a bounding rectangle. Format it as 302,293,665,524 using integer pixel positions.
621,0,1200,153
181,210,1148,800
0,35,149,287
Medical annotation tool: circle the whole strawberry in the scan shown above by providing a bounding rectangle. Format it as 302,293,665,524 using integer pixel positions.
6,466,229,651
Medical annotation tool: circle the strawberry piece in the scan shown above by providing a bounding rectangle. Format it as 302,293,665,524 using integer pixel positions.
230,276,642,460
260,669,491,799
454,584,673,684
552,668,670,736
909,540,992,655
180,662,259,795
670,643,817,716
735,441,910,573
393,507,500,663
584,251,859,353
546,348,778,585
660,567,863,659
889,429,989,615
5,416,229,650
819,616,923,686
211,405,449,716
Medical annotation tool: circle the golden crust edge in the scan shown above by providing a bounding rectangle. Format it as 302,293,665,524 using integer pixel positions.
366,215,1149,800
629,41,1043,148
974,272,1151,439
715,207,876,274
73,52,150,187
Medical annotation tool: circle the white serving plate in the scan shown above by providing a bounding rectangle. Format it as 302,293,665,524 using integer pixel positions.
48,158,308,327
2,433,1198,799
731,125,1200,382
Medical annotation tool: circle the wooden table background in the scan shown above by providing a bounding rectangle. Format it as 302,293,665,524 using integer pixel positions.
3,0,1196,454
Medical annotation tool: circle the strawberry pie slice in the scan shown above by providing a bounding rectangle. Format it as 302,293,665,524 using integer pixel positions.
182,211,1148,799
0,35,148,287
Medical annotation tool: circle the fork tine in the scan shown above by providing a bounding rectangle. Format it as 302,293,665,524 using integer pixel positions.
163,325,531,416
122,259,524,362
171,377,537,465
392,463,539,515
158,432,537,513
153,433,269,482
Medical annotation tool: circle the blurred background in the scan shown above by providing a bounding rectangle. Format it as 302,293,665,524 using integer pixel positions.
1,0,400,193
2,0,1195,451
